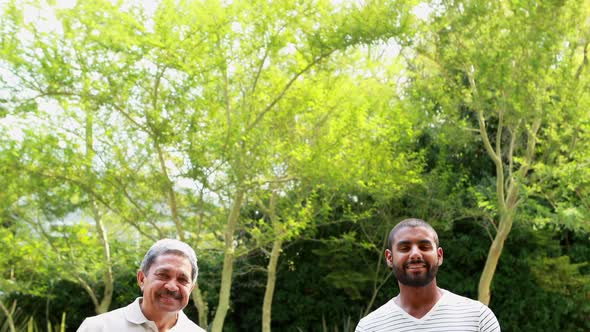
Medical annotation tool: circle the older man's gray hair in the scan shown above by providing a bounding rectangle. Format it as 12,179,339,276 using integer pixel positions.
140,239,198,282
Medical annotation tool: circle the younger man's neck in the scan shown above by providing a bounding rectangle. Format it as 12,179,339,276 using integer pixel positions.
395,281,442,319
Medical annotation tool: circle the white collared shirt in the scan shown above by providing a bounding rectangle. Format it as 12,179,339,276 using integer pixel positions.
77,298,205,332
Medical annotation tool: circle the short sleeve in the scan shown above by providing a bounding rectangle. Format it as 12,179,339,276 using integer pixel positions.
479,305,501,332
355,321,367,332
76,318,93,332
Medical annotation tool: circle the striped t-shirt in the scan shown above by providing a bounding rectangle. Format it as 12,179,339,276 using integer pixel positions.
355,289,500,332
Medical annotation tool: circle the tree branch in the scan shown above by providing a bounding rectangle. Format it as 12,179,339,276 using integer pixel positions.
0,300,16,332
246,50,335,133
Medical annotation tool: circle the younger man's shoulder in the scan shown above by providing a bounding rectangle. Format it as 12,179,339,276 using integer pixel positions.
356,298,402,331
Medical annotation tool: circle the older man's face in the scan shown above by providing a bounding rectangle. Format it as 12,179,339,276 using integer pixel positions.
138,253,194,314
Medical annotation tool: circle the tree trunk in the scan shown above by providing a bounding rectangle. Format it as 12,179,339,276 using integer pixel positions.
192,284,209,328
262,235,283,332
210,189,245,332
94,209,113,314
86,110,113,314
477,210,515,305
473,108,538,305
78,277,100,312
154,140,184,239
192,189,209,328
363,230,394,316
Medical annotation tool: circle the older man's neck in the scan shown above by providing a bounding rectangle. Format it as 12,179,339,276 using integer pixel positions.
140,300,179,331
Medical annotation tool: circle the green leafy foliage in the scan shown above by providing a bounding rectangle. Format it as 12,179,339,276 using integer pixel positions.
0,0,589,331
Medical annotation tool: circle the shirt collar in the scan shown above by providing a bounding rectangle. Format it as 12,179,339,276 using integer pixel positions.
124,297,150,325
125,298,189,329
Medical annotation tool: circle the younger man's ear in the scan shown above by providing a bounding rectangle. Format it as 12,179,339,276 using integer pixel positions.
384,249,394,268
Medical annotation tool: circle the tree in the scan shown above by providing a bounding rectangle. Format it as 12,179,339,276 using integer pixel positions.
0,0,174,315
0,121,120,315
248,53,423,330
408,0,590,304
1,0,419,330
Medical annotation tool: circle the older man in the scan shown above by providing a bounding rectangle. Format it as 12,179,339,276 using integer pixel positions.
356,218,501,332
78,239,205,332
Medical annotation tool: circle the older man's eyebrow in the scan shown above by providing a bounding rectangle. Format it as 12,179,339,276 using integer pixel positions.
154,267,191,279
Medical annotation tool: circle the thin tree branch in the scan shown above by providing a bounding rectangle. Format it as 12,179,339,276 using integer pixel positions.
246,50,335,133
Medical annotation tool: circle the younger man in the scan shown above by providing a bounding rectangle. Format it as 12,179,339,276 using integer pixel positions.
356,218,500,331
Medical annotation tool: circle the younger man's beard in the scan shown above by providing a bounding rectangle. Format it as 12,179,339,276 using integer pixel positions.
392,259,439,287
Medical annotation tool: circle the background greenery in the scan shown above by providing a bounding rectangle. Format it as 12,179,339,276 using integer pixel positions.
1,0,589,331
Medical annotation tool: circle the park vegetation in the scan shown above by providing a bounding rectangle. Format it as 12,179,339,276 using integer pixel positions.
1,0,589,331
